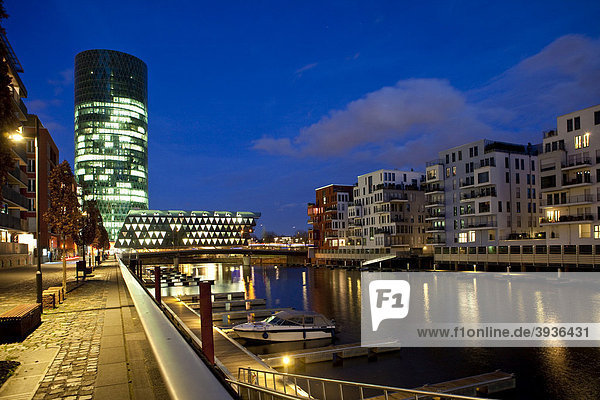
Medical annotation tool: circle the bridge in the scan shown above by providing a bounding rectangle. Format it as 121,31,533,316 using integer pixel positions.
122,246,308,266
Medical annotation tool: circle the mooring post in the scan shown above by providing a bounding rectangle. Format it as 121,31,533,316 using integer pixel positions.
154,266,161,305
199,281,215,364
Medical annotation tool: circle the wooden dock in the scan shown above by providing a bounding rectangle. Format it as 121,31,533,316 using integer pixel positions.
369,370,515,399
210,307,294,323
162,296,273,378
261,343,400,368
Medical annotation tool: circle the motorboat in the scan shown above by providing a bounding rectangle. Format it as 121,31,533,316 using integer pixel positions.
232,310,335,342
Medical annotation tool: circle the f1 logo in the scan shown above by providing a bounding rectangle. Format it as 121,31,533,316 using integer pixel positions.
369,280,410,331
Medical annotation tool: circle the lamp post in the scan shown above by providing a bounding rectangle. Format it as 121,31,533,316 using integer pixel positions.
9,119,42,303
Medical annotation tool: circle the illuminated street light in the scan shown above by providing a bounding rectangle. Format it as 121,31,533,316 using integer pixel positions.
9,122,42,304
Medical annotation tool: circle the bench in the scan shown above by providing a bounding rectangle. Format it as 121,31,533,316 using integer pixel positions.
42,290,57,309
0,304,42,341
48,286,64,303
76,260,93,281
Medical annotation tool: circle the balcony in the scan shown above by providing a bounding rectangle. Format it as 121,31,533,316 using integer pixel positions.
540,214,595,225
10,146,27,164
426,159,444,167
562,177,591,187
426,227,445,233
464,220,497,229
460,188,497,202
0,212,25,231
2,186,28,210
562,157,592,171
541,194,594,207
425,200,445,208
426,236,445,244
7,166,27,187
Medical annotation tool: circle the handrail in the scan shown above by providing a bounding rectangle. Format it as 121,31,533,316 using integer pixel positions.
118,258,234,400
227,379,305,399
238,366,497,400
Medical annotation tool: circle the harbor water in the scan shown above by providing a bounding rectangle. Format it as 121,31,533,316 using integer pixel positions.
162,263,600,399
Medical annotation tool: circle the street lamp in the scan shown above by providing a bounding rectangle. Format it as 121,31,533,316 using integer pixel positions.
9,119,42,303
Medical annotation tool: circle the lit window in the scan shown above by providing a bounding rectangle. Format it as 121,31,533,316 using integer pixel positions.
458,232,467,243
468,231,475,242
594,225,600,239
583,132,590,148
575,135,582,149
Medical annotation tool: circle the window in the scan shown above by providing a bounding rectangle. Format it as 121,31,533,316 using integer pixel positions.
579,224,591,238
446,167,450,177
498,201,502,213
521,159,524,170
452,166,456,176
505,157,509,168
531,160,535,171
516,202,521,213
527,174,531,184
27,159,35,173
506,172,510,183
468,231,475,242
528,202,531,213
595,225,600,239
465,163,470,173
452,153,456,162
583,132,590,148
27,179,35,193
474,146,478,156
515,159,519,169
469,148,473,158
533,203,536,213
567,118,573,132
458,232,467,243
28,198,35,212
26,139,34,153
532,175,536,185
595,111,600,125
478,171,489,184
574,116,581,130
516,173,520,184
458,151,462,161
446,154,450,164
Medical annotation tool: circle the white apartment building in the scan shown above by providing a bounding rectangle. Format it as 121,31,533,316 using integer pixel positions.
425,139,542,247
539,104,600,245
347,169,427,252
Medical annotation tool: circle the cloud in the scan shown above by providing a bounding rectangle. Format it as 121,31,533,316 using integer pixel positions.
48,68,74,95
253,34,600,167
295,62,318,77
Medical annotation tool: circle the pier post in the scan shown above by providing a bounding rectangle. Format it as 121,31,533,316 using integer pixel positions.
199,281,215,364
154,266,161,305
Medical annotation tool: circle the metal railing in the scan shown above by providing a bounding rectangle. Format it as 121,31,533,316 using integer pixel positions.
541,194,594,206
117,258,235,400
238,367,493,400
2,186,28,209
227,379,305,400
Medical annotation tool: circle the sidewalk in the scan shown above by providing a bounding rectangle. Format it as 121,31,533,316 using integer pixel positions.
0,260,170,400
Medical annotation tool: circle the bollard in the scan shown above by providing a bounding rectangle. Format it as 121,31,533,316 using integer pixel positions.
199,281,215,364
154,266,161,305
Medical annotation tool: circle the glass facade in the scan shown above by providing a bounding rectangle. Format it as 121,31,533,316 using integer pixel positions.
114,210,260,249
74,50,148,240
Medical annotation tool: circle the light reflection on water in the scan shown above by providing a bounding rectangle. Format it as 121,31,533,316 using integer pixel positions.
161,263,600,399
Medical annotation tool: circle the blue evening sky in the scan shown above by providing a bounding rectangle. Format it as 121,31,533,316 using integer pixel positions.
4,0,600,235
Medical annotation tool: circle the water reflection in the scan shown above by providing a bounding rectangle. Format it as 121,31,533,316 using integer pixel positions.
160,263,600,399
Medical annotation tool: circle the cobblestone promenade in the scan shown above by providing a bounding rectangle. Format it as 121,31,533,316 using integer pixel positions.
0,260,170,400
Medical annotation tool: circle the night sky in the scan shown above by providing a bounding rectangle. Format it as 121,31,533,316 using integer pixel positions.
4,0,600,235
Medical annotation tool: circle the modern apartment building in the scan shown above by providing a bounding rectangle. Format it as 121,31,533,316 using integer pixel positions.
425,139,542,247
539,105,600,244
307,184,353,249
22,115,60,257
74,49,149,240
347,169,427,253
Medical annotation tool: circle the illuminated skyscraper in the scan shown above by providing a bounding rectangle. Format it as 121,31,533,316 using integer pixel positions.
74,49,148,240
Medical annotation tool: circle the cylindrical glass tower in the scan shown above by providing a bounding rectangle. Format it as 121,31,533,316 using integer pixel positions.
74,49,148,240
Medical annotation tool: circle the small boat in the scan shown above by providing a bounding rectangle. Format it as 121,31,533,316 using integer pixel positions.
233,310,335,342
